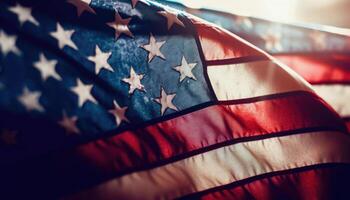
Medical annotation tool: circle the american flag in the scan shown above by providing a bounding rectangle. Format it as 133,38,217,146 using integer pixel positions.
165,1,350,131
0,0,350,199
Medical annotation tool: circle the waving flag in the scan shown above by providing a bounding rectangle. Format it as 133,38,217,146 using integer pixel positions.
164,1,350,131
0,0,350,199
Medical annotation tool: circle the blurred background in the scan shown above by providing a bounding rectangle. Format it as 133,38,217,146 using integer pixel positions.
168,0,350,29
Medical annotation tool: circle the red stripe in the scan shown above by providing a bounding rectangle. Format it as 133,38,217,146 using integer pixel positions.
275,54,350,84
2,93,344,197
189,15,267,61
62,93,344,177
184,164,350,200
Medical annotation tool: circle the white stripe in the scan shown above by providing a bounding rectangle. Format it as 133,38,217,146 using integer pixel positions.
66,131,350,200
313,84,350,117
207,60,311,101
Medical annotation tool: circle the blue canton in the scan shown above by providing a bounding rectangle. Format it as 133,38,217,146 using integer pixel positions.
0,0,214,164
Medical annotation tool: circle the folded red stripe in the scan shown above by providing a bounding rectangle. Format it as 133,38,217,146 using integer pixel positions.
276,54,350,84
183,164,350,200
57,92,343,179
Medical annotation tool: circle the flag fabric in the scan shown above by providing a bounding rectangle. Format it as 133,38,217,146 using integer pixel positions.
164,1,350,131
0,0,350,199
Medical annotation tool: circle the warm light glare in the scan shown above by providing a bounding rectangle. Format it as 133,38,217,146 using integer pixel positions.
171,0,297,22
168,0,350,35
169,0,345,24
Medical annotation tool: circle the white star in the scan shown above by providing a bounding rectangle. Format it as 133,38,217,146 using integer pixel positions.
158,8,185,30
67,0,96,17
50,23,78,50
8,3,39,26
34,53,61,81
88,45,113,74
122,66,145,94
154,87,178,116
58,111,80,135
107,12,133,39
109,100,129,127
173,56,197,82
18,87,44,112
263,32,282,51
140,33,165,63
0,31,21,56
71,79,97,107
